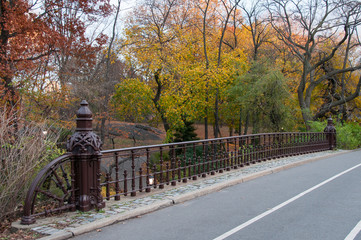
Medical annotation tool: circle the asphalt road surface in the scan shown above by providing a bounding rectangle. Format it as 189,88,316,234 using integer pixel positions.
73,150,361,240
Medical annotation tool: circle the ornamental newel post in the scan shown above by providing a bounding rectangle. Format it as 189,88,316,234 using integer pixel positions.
324,117,337,150
67,100,105,212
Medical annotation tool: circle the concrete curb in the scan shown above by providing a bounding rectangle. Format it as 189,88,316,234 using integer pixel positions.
37,200,173,240
37,150,349,239
68,199,173,237
38,231,73,240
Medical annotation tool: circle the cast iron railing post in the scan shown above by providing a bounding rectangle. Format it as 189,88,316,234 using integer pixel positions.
66,100,105,212
324,117,337,150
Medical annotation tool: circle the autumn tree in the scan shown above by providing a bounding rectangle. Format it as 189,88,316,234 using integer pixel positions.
194,0,247,138
117,0,212,138
266,0,361,126
0,0,112,128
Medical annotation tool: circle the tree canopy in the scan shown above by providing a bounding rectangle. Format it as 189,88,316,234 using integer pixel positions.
1,0,361,144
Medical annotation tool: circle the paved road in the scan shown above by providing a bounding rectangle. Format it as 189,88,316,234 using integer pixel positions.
73,150,361,240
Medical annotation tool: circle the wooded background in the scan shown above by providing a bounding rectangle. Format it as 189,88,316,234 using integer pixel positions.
1,0,361,147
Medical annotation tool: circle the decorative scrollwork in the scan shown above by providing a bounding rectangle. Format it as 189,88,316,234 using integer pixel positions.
21,155,74,225
66,131,102,154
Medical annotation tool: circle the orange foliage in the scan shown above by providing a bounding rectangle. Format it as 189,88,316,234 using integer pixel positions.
0,0,112,108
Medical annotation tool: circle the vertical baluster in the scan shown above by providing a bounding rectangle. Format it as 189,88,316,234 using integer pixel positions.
290,133,295,156
251,136,255,164
123,170,128,196
202,154,207,178
226,139,231,171
106,172,110,201
182,156,187,183
249,136,253,164
210,141,215,175
302,133,305,154
255,135,262,162
277,133,281,158
114,152,120,200
193,156,198,180
166,162,170,185
159,147,164,189
266,133,271,160
131,150,136,196
187,158,192,180
146,148,151,193
262,135,267,161
274,133,277,158
171,146,176,186
218,149,223,171
286,133,291,157
214,151,219,172
207,141,211,174
202,142,207,177
296,133,300,155
280,133,284,157
307,133,310,153
177,159,182,182
197,155,202,177
152,164,157,189
290,133,293,156
245,137,249,165
139,167,143,192
284,134,287,157
296,133,299,154
223,150,227,172
260,135,263,161
239,138,244,167
171,146,177,186
234,137,238,168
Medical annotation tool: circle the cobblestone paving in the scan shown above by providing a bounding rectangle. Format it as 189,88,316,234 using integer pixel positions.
28,150,345,237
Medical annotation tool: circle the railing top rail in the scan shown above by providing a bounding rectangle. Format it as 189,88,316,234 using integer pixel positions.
100,132,327,154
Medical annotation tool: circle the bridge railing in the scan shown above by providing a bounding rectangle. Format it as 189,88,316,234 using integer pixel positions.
100,132,329,199
21,101,336,225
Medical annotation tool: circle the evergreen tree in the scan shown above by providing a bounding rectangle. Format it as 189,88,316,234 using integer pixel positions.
173,117,199,143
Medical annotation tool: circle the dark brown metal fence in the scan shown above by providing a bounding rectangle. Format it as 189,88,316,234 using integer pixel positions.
21,101,336,225
100,132,329,199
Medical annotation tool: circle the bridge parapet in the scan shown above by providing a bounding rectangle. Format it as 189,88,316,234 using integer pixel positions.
21,101,336,225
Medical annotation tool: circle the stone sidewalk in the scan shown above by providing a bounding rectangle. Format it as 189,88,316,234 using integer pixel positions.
12,150,348,240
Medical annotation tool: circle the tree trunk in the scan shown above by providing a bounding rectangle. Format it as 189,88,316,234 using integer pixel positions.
214,89,219,138
243,112,249,135
238,108,242,135
100,117,106,143
204,117,208,139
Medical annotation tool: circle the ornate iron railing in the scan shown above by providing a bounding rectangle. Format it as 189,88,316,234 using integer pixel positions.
21,101,336,225
99,132,329,199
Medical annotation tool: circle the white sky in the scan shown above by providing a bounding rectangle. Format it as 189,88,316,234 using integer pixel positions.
87,0,137,40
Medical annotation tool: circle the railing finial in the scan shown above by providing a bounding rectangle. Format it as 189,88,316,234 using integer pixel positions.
324,117,336,150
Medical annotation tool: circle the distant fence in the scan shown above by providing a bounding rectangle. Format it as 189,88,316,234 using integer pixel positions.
21,101,336,225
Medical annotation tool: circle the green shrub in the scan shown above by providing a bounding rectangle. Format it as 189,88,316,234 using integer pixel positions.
308,120,361,149
336,123,361,149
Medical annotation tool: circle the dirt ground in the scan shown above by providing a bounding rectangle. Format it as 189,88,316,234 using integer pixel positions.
194,123,233,139
101,122,234,149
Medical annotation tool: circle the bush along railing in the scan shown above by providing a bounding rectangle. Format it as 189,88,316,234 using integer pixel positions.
21,101,337,225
